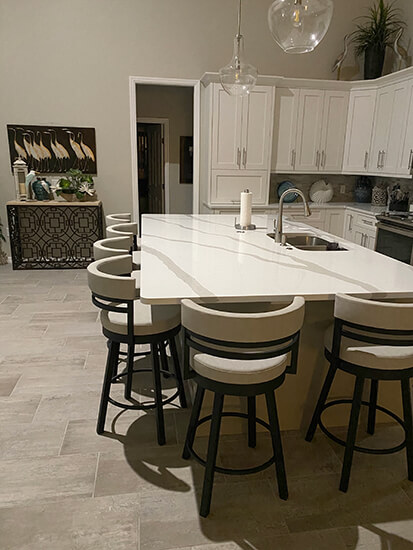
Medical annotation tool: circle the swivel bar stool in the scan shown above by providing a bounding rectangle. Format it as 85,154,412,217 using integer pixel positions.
106,222,140,266
306,293,413,492
181,297,305,517
87,255,187,445
105,213,132,226
93,235,140,270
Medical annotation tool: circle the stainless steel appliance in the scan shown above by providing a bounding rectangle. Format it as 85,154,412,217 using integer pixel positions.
376,212,413,265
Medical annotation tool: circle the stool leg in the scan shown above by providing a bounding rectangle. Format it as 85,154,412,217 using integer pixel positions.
97,341,119,435
170,337,187,409
266,390,288,500
247,396,256,448
401,378,413,482
305,362,337,442
182,385,205,459
339,376,364,493
200,392,224,518
159,341,171,379
151,343,166,446
124,343,135,399
367,379,379,435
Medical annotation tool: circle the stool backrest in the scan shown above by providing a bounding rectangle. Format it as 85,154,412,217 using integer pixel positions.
87,255,135,301
181,297,305,378
106,222,138,238
93,236,133,260
332,294,413,356
105,213,131,227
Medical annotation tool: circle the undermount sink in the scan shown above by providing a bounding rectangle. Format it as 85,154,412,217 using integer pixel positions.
267,234,347,251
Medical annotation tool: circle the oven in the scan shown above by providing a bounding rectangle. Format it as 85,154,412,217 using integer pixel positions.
376,220,413,265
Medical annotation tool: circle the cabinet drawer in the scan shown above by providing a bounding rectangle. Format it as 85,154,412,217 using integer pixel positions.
353,212,377,230
210,171,268,205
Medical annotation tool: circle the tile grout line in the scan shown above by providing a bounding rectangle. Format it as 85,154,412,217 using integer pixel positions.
58,419,70,456
92,452,101,498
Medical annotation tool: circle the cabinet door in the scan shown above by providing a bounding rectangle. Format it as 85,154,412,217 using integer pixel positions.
271,88,300,171
369,85,394,172
242,86,274,171
382,82,409,174
325,209,344,238
365,232,377,250
354,229,365,246
210,170,268,205
399,81,413,175
211,84,243,170
295,89,324,172
343,212,355,241
343,90,377,173
320,92,349,173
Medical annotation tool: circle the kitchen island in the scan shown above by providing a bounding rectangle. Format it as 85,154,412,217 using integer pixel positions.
141,214,413,432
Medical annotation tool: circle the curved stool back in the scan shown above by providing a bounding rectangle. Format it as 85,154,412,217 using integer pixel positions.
181,297,305,517
93,236,133,261
105,213,131,226
106,222,139,251
306,293,413,494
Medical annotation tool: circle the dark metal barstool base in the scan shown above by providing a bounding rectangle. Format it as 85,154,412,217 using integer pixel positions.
318,399,407,455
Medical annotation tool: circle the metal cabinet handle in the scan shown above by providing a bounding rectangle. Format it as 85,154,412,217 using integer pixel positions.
377,151,381,169
409,149,413,170
364,151,369,169
316,151,320,169
243,147,247,168
348,214,353,231
381,150,386,169
363,218,373,226
321,150,326,168
291,149,296,168
237,148,241,168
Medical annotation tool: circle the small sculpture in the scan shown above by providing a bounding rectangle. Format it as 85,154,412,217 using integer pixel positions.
31,178,52,201
332,34,350,81
393,28,409,71
25,170,37,199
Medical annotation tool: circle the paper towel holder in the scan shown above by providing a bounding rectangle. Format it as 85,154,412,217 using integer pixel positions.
234,216,256,231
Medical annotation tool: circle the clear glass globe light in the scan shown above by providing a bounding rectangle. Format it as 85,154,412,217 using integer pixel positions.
268,0,334,54
219,36,258,96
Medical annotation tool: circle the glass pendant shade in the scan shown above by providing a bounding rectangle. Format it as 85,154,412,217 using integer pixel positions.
219,35,258,96
268,0,334,54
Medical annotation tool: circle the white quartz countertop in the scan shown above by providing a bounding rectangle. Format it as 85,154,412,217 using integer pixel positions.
204,201,385,215
140,214,413,304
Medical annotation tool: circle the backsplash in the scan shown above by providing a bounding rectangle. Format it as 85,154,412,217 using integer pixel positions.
269,173,413,204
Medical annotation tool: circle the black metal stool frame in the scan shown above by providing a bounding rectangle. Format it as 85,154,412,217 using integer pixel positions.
182,326,300,517
306,317,413,493
92,292,187,445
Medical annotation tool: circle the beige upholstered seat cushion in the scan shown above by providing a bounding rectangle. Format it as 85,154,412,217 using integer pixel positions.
191,352,288,384
100,300,180,336
325,325,413,370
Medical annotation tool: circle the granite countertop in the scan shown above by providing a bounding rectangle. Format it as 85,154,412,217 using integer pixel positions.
140,214,413,304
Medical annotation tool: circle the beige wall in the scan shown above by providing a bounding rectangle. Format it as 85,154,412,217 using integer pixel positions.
0,0,393,253
137,85,193,214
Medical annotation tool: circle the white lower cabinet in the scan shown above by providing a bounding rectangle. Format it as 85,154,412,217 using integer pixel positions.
345,210,377,250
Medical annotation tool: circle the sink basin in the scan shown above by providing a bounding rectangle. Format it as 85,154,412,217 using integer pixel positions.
267,234,347,251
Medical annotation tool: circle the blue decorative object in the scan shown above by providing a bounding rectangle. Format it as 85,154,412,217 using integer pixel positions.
354,176,372,203
277,181,298,203
32,178,51,201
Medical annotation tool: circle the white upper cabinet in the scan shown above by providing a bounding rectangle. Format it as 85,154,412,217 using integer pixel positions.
320,91,349,172
398,80,413,176
272,88,300,171
242,87,274,170
211,84,274,172
295,89,324,172
343,89,377,173
211,86,243,170
272,88,348,173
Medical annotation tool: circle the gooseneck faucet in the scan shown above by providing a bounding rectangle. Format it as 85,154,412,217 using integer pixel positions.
274,189,311,244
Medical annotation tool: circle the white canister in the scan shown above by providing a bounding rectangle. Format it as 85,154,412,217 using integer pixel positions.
240,189,252,227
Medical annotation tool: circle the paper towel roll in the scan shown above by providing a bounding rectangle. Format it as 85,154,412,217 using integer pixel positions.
240,189,252,227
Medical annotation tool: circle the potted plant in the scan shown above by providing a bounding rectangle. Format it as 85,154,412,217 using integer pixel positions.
56,169,95,201
0,216,8,265
350,0,405,79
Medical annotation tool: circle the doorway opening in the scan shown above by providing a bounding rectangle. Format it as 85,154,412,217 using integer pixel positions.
129,77,200,224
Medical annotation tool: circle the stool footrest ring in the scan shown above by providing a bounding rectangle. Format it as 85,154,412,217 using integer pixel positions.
187,411,276,476
319,399,406,455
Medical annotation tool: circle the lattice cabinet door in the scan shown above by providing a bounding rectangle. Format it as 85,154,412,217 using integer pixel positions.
7,201,104,269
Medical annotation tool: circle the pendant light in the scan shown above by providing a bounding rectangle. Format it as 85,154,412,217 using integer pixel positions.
219,0,258,96
268,0,334,55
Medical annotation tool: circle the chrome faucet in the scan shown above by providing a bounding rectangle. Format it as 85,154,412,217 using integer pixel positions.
274,189,311,244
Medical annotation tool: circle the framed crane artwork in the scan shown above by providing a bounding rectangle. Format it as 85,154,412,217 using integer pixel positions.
6,125,97,174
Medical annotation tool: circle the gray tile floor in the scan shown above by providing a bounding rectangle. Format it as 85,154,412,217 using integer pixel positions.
1,264,413,549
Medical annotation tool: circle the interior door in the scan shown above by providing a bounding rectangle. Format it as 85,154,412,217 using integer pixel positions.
147,124,164,214
295,89,324,172
320,91,349,173
271,87,300,171
369,85,394,173
241,86,274,171
398,81,413,175
342,90,377,173
211,84,243,170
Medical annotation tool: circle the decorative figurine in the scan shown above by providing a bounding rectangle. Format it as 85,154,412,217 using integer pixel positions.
31,178,52,201
25,170,38,200
332,34,350,81
393,28,409,71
